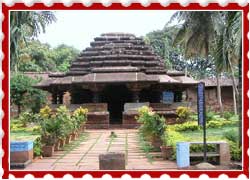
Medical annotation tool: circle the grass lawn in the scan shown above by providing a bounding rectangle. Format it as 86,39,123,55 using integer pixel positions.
10,131,40,141
179,125,238,141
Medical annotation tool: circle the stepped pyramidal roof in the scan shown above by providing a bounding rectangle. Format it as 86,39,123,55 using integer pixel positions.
67,32,166,75
37,33,197,90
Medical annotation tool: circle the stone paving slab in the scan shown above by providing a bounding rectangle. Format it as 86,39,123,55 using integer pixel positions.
25,129,177,170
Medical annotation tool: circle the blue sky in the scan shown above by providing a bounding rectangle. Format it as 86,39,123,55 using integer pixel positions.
38,10,176,50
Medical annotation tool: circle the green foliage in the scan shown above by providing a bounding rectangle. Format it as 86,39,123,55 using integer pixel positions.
145,26,216,78
162,128,185,146
207,120,237,129
137,106,167,140
189,144,216,153
176,106,191,121
33,137,42,156
10,11,56,71
39,105,88,145
10,73,33,114
72,106,88,131
205,111,218,122
10,119,25,132
228,141,242,161
18,41,79,72
10,73,47,114
138,132,155,162
17,112,34,127
223,129,239,143
170,121,200,132
223,111,234,119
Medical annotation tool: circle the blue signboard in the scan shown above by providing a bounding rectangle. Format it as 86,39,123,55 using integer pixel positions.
197,82,205,126
162,91,174,104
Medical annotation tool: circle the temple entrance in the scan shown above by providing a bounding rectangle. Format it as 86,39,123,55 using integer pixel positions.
101,85,132,124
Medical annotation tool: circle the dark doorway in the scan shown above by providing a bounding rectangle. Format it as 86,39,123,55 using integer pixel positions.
101,85,132,124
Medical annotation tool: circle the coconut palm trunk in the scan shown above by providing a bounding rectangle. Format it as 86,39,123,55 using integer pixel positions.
216,71,223,114
228,55,238,115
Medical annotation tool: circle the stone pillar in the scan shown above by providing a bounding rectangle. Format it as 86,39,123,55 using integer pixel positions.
132,91,140,103
58,92,64,104
93,91,100,103
219,142,230,165
63,91,71,106
52,92,58,104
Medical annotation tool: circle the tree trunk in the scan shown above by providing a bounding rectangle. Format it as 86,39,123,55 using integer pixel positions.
228,54,238,115
17,105,21,116
228,56,239,96
216,72,223,114
232,85,237,115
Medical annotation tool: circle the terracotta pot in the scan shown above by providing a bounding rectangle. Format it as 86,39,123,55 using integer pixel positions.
160,146,173,160
54,140,60,151
151,136,163,150
42,145,54,157
65,135,72,144
59,139,65,148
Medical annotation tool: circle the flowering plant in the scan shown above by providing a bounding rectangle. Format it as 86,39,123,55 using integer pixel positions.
39,105,52,119
137,106,166,141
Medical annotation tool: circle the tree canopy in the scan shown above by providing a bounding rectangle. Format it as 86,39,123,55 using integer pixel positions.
10,11,56,71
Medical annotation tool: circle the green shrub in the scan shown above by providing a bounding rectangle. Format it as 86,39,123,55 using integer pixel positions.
223,111,234,119
228,115,239,121
190,144,216,153
170,121,200,132
176,106,191,121
206,111,217,122
223,129,241,161
207,119,237,129
33,137,42,156
32,125,41,133
228,141,242,161
189,114,198,121
223,129,239,143
162,128,185,146
17,112,36,127
72,106,88,131
137,106,166,140
207,120,223,128
10,119,24,132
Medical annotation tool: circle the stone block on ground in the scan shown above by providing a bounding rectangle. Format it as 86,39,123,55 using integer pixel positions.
99,152,125,170
195,162,216,170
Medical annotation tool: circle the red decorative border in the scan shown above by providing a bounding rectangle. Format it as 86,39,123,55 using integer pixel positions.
2,2,249,179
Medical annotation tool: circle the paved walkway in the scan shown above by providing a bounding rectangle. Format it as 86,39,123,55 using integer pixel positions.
25,129,177,170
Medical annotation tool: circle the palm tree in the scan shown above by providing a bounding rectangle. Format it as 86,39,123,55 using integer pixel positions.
214,12,241,115
10,11,56,71
169,11,224,114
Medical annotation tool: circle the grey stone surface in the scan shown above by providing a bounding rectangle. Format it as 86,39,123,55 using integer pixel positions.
195,162,216,170
99,152,125,170
124,102,149,112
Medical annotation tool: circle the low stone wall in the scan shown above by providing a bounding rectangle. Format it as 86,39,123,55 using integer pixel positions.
85,112,110,129
122,112,141,128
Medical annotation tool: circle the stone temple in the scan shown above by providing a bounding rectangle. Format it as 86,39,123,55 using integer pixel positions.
37,33,197,128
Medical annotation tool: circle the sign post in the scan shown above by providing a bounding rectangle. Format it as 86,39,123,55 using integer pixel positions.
197,82,207,162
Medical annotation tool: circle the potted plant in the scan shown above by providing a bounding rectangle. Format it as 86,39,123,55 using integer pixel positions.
72,107,88,133
41,134,56,157
39,106,60,156
137,106,166,150
160,129,174,160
